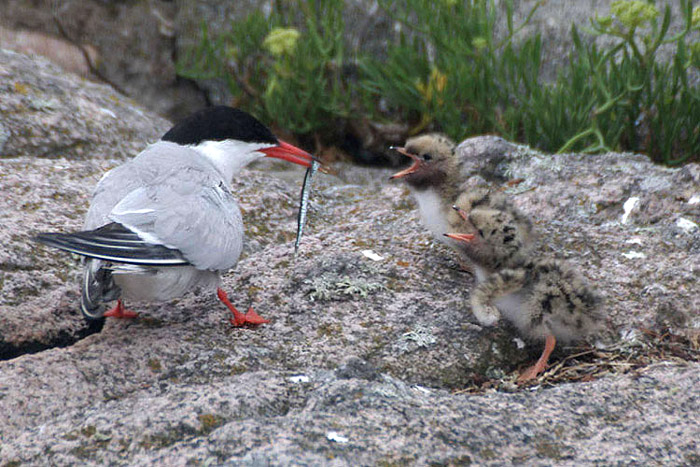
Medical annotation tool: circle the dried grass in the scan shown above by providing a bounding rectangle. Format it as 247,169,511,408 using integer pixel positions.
455,328,699,394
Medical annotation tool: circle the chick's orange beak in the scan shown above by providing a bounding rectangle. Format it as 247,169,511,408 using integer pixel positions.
390,147,421,180
261,140,316,167
443,233,476,244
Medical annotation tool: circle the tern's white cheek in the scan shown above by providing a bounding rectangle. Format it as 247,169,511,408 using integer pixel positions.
194,140,269,181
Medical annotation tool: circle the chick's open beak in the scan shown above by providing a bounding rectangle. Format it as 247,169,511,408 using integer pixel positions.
443,233,476,244
261,140,317,168
390,147,421,180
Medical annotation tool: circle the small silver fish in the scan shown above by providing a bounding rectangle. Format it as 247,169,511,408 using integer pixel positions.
295,159,320,253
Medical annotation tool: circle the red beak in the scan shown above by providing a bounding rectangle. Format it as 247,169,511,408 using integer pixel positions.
260,140,315,167
390,147,421,180
443,233,476,244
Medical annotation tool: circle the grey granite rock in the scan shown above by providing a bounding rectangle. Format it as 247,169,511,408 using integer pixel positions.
0,49,170,160
0,358,697,465
0,121,8,154
0,50,698,465
0,0,206,121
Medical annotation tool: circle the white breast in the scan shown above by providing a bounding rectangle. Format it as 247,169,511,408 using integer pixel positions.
113,266,221,302
412,189,450,242
495,290,536,338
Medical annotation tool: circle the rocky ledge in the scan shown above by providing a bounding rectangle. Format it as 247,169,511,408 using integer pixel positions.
0,49,698,465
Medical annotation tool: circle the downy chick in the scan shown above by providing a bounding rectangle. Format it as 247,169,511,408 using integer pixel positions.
445,200,604,382
444,189,534,281
390,134,533,273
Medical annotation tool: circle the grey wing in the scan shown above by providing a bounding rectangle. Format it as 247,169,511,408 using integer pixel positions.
108,176,244,271
84,142,209,230
85,163,147,230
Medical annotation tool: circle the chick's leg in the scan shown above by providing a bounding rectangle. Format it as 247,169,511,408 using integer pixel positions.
518,334,556,383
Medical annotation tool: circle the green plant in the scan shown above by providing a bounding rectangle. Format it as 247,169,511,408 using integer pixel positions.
261,0,351,135
178,0,351,136
554,0,699,164
364,0,698,164
178,0,699,165
362,0,544,138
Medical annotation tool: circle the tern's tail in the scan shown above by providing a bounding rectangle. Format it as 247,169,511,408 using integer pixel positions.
34,223,187,319
81,259,121,320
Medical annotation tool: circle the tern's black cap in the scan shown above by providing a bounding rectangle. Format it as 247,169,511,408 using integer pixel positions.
162,106,279,146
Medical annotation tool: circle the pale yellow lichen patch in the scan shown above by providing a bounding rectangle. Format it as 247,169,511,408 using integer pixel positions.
13,82,29,95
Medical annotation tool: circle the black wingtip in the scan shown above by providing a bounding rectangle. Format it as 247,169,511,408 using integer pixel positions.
33,231,83,253
33,232,50,243
32,224,189,266
33,232,69,250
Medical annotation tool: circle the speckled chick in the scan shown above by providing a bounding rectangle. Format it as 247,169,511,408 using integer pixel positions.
445,201,604,382
444,188,534,281
390,134,534,268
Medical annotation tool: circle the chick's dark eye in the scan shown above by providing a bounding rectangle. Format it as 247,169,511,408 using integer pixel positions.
423,153,433,161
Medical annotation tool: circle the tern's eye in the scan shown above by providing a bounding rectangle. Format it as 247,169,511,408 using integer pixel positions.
423,153,433,161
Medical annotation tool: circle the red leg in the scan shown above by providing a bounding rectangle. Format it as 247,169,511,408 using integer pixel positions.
518,334,556,383
103,299,139,319
217,288,269,327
